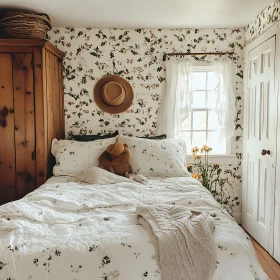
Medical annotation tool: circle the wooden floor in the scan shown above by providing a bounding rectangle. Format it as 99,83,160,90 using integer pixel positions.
249,236,280,280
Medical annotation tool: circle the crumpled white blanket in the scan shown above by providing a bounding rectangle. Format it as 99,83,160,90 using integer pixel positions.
77,166,148,185
0,176,268,280
76,166,132,185
137,205,216,280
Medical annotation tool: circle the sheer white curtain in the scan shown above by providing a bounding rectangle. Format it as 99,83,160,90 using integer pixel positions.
213,59,236,141
157,58,236,141
157,61,192,138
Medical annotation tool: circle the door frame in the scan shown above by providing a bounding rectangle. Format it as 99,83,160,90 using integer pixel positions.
243,23,280,262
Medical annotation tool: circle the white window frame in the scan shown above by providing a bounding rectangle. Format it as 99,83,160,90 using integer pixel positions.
184,65,236,165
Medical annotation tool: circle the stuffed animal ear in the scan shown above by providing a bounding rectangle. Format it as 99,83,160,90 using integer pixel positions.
99,151,112,170
106,142,124,158
106,144,116,153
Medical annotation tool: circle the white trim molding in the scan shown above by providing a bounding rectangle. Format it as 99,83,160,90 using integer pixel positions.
187,154,237,165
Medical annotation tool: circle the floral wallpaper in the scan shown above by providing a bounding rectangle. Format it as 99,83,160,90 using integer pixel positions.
245,0,280,44
48,27,244,217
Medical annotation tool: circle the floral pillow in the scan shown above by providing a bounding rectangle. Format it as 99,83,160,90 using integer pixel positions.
118,135,190,177
51,137,117,177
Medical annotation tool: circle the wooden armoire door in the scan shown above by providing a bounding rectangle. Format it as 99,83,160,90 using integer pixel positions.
0,53,15,204
0,53,36,204
243,36,277,255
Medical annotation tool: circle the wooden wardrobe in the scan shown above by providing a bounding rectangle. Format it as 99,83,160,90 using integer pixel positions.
0,39,65,205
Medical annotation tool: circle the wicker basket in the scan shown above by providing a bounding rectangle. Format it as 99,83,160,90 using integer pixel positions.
0,11,52,39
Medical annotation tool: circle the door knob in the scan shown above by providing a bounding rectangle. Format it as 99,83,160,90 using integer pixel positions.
261,149,270,156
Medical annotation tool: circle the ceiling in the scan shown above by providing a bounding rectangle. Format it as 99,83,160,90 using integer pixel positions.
0,0,273,28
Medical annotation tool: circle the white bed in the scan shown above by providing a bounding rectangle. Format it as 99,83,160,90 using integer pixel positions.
0,175,268,280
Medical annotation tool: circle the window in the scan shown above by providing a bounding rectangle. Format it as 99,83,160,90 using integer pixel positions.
179,66,230,154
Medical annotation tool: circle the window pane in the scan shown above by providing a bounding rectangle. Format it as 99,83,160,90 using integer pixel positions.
192,131,207,149
208,131,226,154
207,72,219,90
181,112,191,130
207,91,218,108
208,111,219,130
179,131,192,153
192,91,206,108
193,111,206,130
180,68,228,156
191,72,206,90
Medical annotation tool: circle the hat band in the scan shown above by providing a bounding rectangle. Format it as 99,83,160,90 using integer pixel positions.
101,92,126,107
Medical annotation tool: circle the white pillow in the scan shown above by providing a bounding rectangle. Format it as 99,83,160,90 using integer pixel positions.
77,166,132,185
118,135,190,177
51,137,117,176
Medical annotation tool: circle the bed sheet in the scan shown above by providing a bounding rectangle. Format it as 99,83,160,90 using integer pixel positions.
0,176,267,280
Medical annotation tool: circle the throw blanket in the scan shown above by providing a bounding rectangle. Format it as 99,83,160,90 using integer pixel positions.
137,205,216,280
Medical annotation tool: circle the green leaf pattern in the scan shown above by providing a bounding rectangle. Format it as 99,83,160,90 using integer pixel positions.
48,27,244,214
245,0,280,45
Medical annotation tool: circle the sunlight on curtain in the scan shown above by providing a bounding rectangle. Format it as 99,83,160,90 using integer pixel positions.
157,57,235,153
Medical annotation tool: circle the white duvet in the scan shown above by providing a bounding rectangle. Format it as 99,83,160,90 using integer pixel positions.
0,175,268,280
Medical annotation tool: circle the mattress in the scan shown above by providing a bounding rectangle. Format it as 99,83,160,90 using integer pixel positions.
0,176,268,279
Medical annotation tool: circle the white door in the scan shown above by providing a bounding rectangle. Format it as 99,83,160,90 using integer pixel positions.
243,36,277,255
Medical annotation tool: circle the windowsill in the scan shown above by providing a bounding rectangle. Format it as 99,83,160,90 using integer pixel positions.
186,154,237,165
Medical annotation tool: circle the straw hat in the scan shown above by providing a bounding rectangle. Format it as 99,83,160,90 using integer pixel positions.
94,75,134,114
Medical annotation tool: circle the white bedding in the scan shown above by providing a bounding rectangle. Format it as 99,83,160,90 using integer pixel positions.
0,176,268,280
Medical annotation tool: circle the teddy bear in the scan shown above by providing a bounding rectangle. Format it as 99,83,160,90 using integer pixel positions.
99,142,132,177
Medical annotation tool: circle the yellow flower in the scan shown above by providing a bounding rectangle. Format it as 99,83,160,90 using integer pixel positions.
193,155,201,160
200,144,208,151
192,173,201,180
200,144,212,153
192,146,199,153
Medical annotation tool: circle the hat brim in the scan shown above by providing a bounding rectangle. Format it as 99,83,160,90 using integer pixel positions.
94,75,134,114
